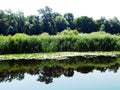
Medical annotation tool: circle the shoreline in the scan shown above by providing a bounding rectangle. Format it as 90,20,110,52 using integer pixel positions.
0,51,120,61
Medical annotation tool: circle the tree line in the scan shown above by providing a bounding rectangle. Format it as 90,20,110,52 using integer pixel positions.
0,6,120,35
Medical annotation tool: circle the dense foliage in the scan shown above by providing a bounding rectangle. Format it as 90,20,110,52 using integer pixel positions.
0,31,120,54
0,6,120,35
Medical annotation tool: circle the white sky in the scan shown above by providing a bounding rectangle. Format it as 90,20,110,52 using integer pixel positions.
0,0,120,19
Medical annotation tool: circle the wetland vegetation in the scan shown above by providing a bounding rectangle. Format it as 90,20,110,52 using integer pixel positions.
0,32,120,55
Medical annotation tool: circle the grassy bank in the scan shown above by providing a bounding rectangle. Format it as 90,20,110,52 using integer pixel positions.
0,52,120,61
0,32,120,54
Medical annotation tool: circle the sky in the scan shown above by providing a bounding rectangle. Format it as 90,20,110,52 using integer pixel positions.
0,0,120,19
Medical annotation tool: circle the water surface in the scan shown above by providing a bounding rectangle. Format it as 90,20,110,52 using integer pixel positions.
0,56,120,90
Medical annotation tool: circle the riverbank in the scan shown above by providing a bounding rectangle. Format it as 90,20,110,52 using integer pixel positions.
0,52,120,61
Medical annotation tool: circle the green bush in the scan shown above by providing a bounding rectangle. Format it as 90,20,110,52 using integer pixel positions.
0,32,120,54
57,29,79,35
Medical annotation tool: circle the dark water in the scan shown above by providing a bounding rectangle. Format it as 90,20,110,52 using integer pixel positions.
0,56,120,90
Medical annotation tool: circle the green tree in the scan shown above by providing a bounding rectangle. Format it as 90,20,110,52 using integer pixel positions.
55,16,69,33
99,24,105,31
108,17,120,34
5,9,18,35
0,10,7,35
74,16,97,33
27,15,42,35
16,11,25,33
38,6,54,34
6,26,17,35
64,13,74,29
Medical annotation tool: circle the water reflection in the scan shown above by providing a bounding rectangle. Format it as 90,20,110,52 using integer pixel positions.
0,56,120,84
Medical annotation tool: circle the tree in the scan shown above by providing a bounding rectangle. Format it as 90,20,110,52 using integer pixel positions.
0,10,7,35
27,15,42,35
107,17,120,34
38,6,68,34
38,6,52,16
38,6,54,34
23,21,32,35
64,13,74,29
55,16,69,33
5,9,18,35
74,16,97,33
6,26,17,35
95,17,108,32
99,24,105,31
16,11,25,33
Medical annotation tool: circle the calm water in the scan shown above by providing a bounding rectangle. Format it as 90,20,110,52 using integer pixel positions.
0,56,120,90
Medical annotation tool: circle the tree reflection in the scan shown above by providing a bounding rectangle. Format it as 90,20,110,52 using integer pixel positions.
0,56,120,84
64,68,74,77
37,75,53,84
109,63,120,73
0,71,25,82
76,66,94,73
96,67,107,72
37,66,64,84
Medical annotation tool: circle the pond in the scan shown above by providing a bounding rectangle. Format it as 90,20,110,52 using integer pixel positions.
0,56,120,90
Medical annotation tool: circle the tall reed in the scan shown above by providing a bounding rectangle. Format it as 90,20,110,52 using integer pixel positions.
0,32,120,55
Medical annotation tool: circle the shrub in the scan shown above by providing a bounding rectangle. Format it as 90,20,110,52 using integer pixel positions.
0,32,120,54
57,29,79,35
